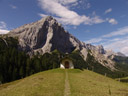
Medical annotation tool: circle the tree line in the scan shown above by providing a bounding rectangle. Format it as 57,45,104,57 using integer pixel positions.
0,37,62,83
0,37,127,83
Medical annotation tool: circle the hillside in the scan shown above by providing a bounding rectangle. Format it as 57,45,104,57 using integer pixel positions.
0,37,127,84
0,69,128,96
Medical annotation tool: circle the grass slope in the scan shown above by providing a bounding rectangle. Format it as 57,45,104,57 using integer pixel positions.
0,69,128,96
0,69,65,96
68,69,128,96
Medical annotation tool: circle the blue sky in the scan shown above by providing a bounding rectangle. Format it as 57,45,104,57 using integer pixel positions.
0,0,128,55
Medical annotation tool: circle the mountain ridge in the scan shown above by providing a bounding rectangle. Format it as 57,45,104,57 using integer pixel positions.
8,16,88,58
7,16,125,71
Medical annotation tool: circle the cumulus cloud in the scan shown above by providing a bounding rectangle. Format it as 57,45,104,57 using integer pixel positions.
85,26,128,56
38,0,105,25
104,9,118,25
0,29,9,34
108,18,118,25
0,21,9,34
104,8,112,14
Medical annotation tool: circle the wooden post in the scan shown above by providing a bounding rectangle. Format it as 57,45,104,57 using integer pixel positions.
105,73,107,77
119,78,120,82
0,81,2,85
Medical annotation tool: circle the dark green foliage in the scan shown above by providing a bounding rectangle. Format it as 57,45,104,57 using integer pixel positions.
86,52,128,78
0,37,28,82
67,50,128,78
86,53,114,77
119,78,128,83
67,50,87,70
0,38,62,83
113,56,128,72
0,36,127,84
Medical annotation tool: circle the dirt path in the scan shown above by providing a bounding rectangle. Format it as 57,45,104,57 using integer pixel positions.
64,70,71,96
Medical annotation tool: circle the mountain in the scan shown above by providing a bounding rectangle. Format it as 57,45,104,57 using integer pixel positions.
115,52,126,57
8,16,85,55
7,16,122,71
104,49,126,57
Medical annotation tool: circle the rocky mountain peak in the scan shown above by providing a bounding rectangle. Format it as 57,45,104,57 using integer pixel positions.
8,16,82,54
7,16,117,71
96,45,105,54
39,16,54,24
39,16,61,27
116,52,126,57
43,16,54,21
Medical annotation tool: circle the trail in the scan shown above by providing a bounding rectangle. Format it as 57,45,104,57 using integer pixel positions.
64,70,71,96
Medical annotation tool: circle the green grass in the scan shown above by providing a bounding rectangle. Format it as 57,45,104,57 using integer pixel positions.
0,69,128,96
0,69,65,96
68,69,128,96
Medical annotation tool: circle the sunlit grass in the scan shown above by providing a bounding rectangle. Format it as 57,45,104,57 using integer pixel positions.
0,69,128,96
68,69,128,96
0,69,65,96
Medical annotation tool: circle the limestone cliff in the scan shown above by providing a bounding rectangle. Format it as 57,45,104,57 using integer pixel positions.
8,16,118,70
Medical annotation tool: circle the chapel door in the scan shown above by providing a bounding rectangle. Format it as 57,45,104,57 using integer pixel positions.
65,61,69,69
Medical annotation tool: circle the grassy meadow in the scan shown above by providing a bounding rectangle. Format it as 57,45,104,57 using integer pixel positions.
68,69,128,96
0,69,128,96
0,69,65,96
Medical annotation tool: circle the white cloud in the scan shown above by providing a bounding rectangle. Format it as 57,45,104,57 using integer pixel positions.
104,9,118,25
0,29,9,34
89,16,105,24
57,0,78,5
85,26,128,56
0,21,7,29
104,8,112,14
38,13,48,18
104,37,128,56
85,26,128,43
103,26,128,37
10,4,17,9
0,21,9,34
86,37,128,56
38,0,105,25
108,18,118,25
121,47,128,56
85,38,103,44
78,0,91,9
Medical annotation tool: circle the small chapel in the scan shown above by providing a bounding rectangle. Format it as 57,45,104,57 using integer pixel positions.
60,57,74,69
